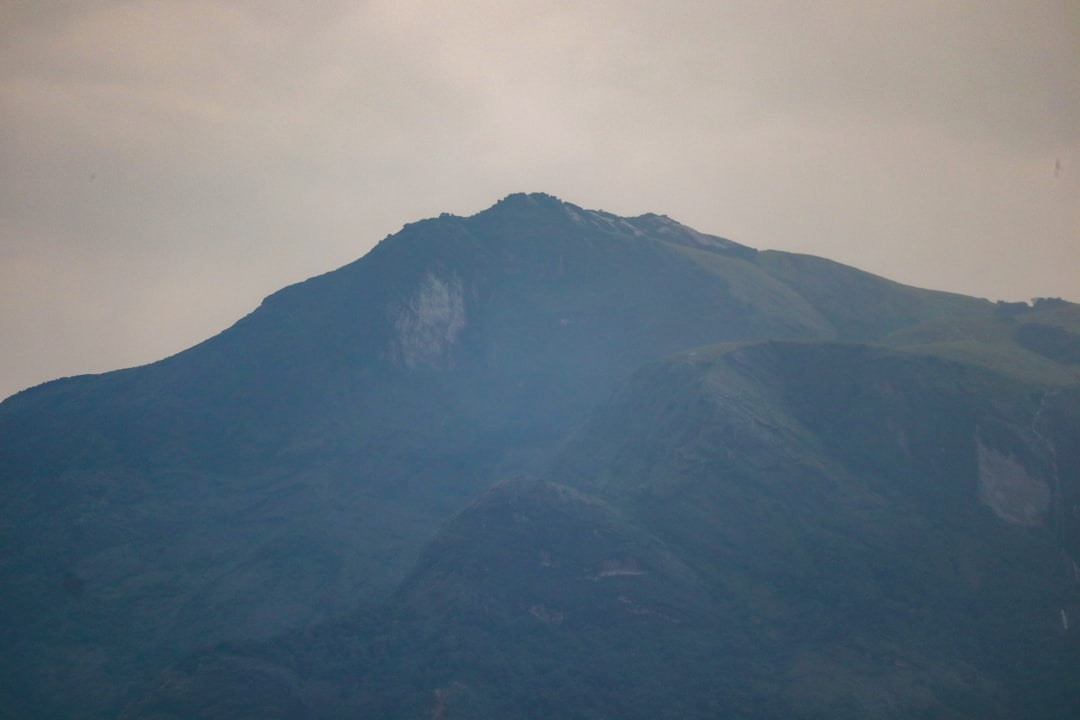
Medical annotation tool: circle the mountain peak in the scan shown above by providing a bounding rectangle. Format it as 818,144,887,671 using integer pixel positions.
475,193,753,257
491,191,566,208
477,191,585,224
5,193,1078,719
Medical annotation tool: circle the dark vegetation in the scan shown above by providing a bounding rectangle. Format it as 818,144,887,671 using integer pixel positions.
1015,323,1080,365
1,193,1078,718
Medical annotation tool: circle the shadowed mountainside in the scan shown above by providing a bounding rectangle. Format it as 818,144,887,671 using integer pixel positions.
0,193,1077,718
120,343,1080,719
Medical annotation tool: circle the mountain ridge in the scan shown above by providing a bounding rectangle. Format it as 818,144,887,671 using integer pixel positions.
1,192,1077,718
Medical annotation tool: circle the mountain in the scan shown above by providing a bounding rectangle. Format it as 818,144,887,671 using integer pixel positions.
1,193,1077,718
118,343,1080,719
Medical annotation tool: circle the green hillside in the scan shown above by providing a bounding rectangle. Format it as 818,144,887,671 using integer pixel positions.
883,299,1080,385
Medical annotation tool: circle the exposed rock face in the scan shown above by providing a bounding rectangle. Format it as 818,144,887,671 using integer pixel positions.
390,271,467,370
976,438,1051,527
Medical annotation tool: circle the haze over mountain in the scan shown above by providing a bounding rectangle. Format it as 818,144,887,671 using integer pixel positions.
1,194,1078,719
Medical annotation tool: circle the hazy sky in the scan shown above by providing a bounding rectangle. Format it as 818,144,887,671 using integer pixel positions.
2,1,1078,400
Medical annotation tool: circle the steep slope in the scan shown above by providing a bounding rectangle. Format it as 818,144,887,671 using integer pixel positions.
552,341,1080,716
0,193,1019,717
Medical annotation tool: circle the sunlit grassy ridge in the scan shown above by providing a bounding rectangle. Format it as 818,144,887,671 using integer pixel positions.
883,301,1080,385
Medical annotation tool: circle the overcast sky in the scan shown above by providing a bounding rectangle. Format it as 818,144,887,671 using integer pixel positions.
1,1,1078,400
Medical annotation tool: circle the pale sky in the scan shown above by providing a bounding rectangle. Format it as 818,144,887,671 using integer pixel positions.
2,0,1078,400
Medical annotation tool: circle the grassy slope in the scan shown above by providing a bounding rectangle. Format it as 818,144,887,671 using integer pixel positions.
882,302,1080,386
550,341,1080,718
